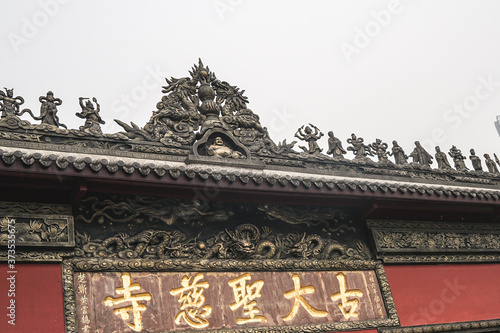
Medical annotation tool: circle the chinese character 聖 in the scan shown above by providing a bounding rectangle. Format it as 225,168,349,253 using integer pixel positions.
228,273,267,325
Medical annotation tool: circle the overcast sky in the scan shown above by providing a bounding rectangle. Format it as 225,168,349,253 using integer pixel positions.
2,0,500,168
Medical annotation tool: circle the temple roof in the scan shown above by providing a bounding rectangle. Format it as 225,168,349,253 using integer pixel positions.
1,60,500,205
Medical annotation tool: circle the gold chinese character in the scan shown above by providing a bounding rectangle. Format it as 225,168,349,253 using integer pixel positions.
283,273,328,321
81,314,90,325
77,272,86,284
103,272,152,332
78,283,87,295
228,273,267,325
170,273,212,328
330,273,363,319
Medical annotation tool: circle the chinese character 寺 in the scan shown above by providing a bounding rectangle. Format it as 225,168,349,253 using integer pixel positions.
170,273,212,328
330,272,363,319
283,273,328,321
103,272,152,332
228,273,267,324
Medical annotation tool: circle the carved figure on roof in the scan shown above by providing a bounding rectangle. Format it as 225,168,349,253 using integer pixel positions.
115,59,275,154
388,140,408,165
494,153,500,169
448,145,468,171
226,108,268,150
0,88,27,118
295,124,323,154
207,136,244,159
76,97,105,135
435,146,452,170
35,91,66,128
326,131,346,158
409,141,433,167
347,134,372,159
14,91,67,129
213,80,249,117
469,149,483,171
370,139,390,162
484,154,499,173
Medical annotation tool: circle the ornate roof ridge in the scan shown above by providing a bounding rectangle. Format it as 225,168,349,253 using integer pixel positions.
1,59,500,189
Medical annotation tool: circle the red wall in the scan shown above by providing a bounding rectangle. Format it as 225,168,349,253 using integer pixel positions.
0,263,65,333
385,264,500,326
2,262,499,331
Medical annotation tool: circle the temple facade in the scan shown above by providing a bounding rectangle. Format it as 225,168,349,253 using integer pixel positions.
0,60,499,333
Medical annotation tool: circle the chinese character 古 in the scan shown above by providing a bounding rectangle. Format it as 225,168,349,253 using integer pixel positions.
330,273,363,319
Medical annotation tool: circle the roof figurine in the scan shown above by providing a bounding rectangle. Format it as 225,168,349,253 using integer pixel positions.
0,88,27,118
449,145,468,171
76,97,105,136
469,149,483,172
435,146,452,170
347,133,373,160
409,141,433,167
326,131,346,159
388,140,408,165
370,139,392,166
495,153,500,169
484,154,499,173
295,124,324,154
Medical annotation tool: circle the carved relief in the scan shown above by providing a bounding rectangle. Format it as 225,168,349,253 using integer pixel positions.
0,203,74,247
75,196,231,226
75,224,369,261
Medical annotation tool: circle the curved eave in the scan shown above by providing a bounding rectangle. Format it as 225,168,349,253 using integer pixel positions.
1,147,500,207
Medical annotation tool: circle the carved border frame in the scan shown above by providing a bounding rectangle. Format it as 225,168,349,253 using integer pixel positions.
379,319,500,333
62,259,399,333
0,250,74,262
367,220,500,264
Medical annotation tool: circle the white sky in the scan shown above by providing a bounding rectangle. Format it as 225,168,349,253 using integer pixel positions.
2,0,500,168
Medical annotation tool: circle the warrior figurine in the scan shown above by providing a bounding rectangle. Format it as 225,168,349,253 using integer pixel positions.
76,97,105,135
370,138,389,162
295,124,323,154
448,146,468,171
0,88,25,118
